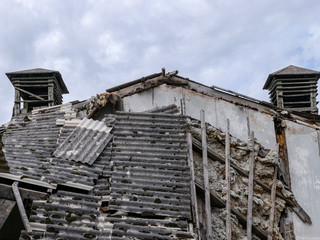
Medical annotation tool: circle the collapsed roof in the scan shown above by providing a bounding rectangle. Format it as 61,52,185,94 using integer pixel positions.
0,68,318,239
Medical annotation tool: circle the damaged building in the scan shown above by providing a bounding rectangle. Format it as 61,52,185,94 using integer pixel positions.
0,66,319,239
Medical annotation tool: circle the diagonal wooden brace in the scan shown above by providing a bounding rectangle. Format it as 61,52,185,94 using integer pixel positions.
12,181,32,234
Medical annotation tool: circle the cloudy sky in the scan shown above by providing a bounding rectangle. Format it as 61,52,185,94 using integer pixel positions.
1,0,320,124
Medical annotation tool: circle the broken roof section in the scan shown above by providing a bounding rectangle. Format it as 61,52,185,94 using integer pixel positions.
53,118,113,165
9,108,194,239
0,96,196,239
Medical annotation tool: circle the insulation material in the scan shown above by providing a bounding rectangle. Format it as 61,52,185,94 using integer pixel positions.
188,117,288,239
53,118,112,165
85,92,121,118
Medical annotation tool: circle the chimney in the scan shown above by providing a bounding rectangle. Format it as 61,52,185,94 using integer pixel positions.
6,68,69,116
263,65,320,114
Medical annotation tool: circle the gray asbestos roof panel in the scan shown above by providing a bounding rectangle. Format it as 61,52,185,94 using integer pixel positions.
109,112,192,219
0,104,194,239
1,104,113,188
53,118,113,165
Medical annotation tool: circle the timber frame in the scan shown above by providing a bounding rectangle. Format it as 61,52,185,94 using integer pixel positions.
6,68,69,115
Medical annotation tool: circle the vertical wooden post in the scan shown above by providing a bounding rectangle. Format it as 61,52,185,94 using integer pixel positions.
12,181,32,234
200,110,212,239
180,98,186,115
246,113,251,138
225,119,232,240
268,165,278,240
48,82,54,107
276,90,284,108
14,88,21,116
247,131,255,240
187,133,200,239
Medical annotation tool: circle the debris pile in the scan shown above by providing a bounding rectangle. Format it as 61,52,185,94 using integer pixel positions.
85,92,121,118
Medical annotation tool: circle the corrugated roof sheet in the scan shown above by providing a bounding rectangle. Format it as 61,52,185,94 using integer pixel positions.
1,104,113,189
53,118,112,165
21,190,112,240
109,113,191,211
0,102,195,239
15,110,194,239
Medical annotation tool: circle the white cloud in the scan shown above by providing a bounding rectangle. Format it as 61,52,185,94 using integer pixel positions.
92,33,126,67
1,0,320,123
34,30,64,56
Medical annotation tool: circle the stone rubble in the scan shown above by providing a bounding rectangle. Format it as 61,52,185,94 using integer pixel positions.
187,117,289,240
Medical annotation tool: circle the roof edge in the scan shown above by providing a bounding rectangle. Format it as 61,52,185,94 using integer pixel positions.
5,68,69,94
263,65,320,90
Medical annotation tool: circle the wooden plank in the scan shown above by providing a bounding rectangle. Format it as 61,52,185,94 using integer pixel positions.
268,166,278,240
246,114,251,137
21,100,51,103
15,84,49,87
14,88,21,116
276,90,284,108
180,98,186,115
193,138,284,200
48,84,54,107
195,179,268,240
269,77,317,81
283,101,311,105
0,183,47,201
12,76,55,80
279,93,310,98
187,133,200,239
15,87,45,101
225,119,231,240
12,181,32,234
269,80,317,90
192,137,311,223
247,131,255,240
271,85,318,91
200,110,212,239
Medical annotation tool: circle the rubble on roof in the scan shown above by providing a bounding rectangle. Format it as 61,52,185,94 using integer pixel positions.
0,103,196,239
188,117,288,239
144,104,180,114
85,92,122,119
1,66,319,239
1,103,113,190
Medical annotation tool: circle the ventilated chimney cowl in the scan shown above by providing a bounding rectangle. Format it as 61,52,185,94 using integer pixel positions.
263,65,320,114
6,68,69,116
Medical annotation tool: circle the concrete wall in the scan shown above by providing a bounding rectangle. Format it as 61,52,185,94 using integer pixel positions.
123,84,277,149
285,120,320,240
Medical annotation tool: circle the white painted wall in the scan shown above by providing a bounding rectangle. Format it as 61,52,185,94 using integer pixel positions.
285,120,320,240
123,84,277,149
123,84,320,238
